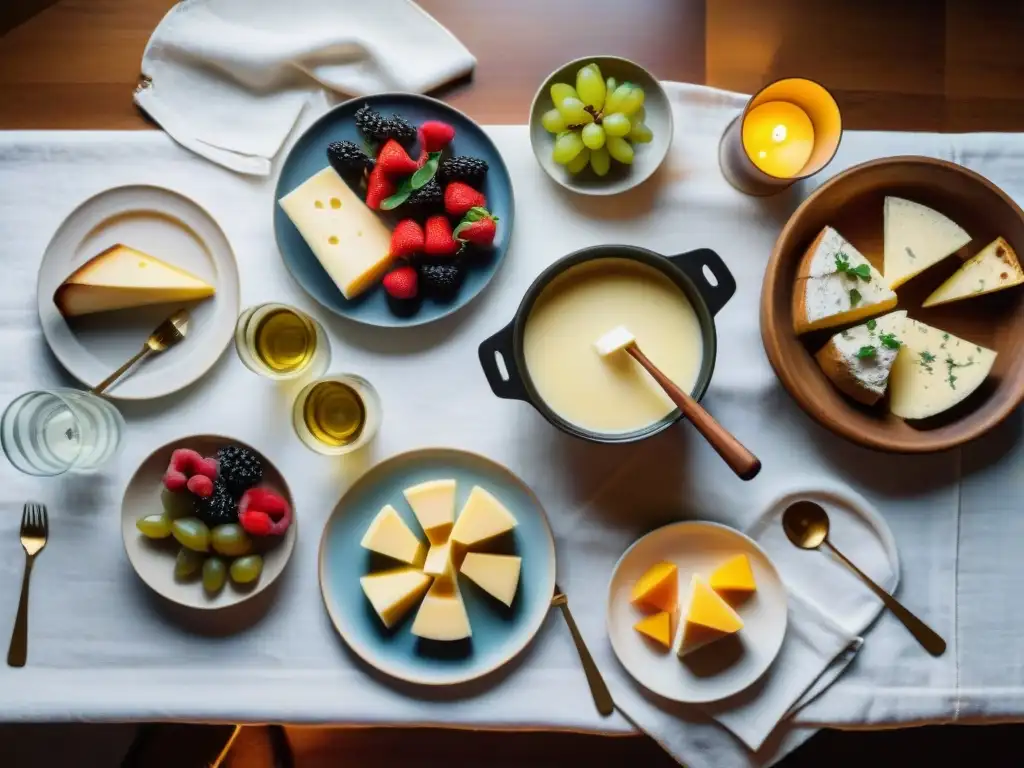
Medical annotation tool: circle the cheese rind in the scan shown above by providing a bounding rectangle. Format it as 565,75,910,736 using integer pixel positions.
278,167,393,299
630,562,678,613
360,505,425,567
54,244,214,317
459,553,522,607
403,479,456,545
411,579,472,641
923,237,1024,307
709,554,757,595
884,197,971,289
793,226,897,334
675,575,744,658
360,568,431,629
815,311,907,405
888,319,996,420
634,611,673,650
449,486,517,548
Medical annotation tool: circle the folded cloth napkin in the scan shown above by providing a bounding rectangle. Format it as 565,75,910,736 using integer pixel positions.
134,0,475,175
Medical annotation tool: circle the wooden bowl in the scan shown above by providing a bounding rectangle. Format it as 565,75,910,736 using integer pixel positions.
761,156,1024,453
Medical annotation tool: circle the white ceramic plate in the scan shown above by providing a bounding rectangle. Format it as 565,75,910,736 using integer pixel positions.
607,521,788,704
121,435,297,611
37,185,240,400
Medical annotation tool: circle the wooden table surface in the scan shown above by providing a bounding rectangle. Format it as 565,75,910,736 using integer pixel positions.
2,1,1024,766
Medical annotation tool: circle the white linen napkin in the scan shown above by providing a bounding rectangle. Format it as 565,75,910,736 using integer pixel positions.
134,0,475,176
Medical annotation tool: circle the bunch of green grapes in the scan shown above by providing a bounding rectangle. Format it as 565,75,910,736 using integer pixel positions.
541,62,654,176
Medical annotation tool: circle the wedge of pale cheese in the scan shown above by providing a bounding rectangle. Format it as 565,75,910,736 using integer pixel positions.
54,244,214,317
360,505,425,567
459,553,522,607
675,575,743,659
815,310,907,405
278,167,392,299
923,237,1023,307
360,568,431,629
884,197,971,289
423,541,453,579
888,319,996,420
403,479,456,545
793,226,897,334
449,486,517,548
411,578,472,641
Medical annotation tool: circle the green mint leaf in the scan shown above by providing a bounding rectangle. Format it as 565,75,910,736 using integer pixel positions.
880,333,901,349
856,345,876,359
834,252,851,273
380,177,416,210
849,288,862,306
410,151,442,190
866,319,877,331
852,263,872,281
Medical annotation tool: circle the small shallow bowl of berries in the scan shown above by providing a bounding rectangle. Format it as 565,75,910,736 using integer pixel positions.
529,55,673,196
121,435,297,611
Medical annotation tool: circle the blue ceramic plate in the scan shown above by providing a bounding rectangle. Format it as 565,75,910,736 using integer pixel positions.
274,94,515,328
319,448,556,686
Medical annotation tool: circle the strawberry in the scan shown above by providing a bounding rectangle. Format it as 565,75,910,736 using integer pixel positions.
453,207,498,248
390,219,425,259
376,139,419,176
444,181,486,217
383,265,418,299
420,120,455,152
365,165,395,210
424,215,459,256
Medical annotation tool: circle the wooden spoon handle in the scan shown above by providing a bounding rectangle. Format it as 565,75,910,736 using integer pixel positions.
627,346,761,480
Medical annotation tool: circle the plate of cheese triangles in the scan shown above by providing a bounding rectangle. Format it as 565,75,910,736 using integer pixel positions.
762,156,1024,452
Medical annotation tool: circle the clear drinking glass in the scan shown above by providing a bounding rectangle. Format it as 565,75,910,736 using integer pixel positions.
1,388,125,476
292,374,382,456
234,303,331,381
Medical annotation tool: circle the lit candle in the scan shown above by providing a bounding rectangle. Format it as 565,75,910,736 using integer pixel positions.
742,101,815,178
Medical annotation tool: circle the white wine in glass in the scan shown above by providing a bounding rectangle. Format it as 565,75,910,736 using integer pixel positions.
235,303,330,380
292,374,381,455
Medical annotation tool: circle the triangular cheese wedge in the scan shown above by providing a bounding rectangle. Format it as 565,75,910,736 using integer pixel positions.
360,568,431,629
793,226,897,334
709,555,757,595
888,319,996,420
459,552,522,607
403,479,456,545
634,611,673,650
411,578,472,641
54,244,214,317
884,197,971,289
423,541,453,579
675,575,743,658
449,486,517,548
360,505,425,567
815,310,907,405
630,562,678,613
923,237,1024,307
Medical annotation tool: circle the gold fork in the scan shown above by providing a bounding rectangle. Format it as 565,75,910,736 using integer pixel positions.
91,308,190,395
8,502,48,668
552,584,615,715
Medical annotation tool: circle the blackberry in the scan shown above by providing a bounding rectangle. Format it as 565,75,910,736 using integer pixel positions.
386,294,421,318
418,262,464,302
387,113,418,146
440,156,488,186
216,445,263,497
354,104,392,143
327,140,372,176
403,178,443,218
198,482,238,527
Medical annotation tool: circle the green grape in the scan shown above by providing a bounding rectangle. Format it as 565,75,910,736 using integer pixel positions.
550,82,578,108
576,64,606,111
606,136,634,165
605,77,617,93
619,85,646,115
161,488,196,520
211,524,252,557
629,121,654,144
230,555,264,585
556,97,592,125
566,148,590,174
581,123,606,150
603,113,632,137
552,131,585,165
634,105,646,124
203,557,227,594
174,548,204,580
541,108,566,134
590,147,611,177
136,514,171,539
604,83,632,114
171,517,210,552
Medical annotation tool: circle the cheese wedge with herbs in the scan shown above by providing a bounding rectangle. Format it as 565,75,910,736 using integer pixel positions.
709,554,757,595
888,319,996,420
675,575,744,658
459,553,522,607
634,611,673,650
793,226,897,334
360,568,431,629
278,167,393,299
923,237,1024,307
815,310,907,405
403,479,456,545
883,197,971,289
360,505,425,567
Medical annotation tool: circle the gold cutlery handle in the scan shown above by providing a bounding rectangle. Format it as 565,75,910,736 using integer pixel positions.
7,556,35,667
92,345,151,395
554,599,615,715
824,540,946,656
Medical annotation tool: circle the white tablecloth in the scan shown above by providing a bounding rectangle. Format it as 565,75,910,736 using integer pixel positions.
2,84,1024,767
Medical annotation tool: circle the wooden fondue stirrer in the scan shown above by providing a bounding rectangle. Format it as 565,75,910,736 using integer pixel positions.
594,326,761,480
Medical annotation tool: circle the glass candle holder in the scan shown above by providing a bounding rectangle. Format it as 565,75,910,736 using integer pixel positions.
719,77,842,196
234,303,330,381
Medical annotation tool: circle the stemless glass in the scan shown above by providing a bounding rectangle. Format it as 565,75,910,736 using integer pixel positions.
234,303,330,381
292,374,382,456
1,388,125,476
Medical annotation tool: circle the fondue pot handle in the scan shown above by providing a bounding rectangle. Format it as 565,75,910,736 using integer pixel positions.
478,320,528,401
668,248,736,317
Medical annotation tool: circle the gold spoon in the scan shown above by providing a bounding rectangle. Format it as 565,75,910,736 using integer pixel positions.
91,308,190,395
782,500,946,656
552,585,614,715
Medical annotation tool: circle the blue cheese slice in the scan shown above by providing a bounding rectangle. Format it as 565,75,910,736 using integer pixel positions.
278,167,392,299
815,311,906,405
923,237,1024,307
884,197,971,289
